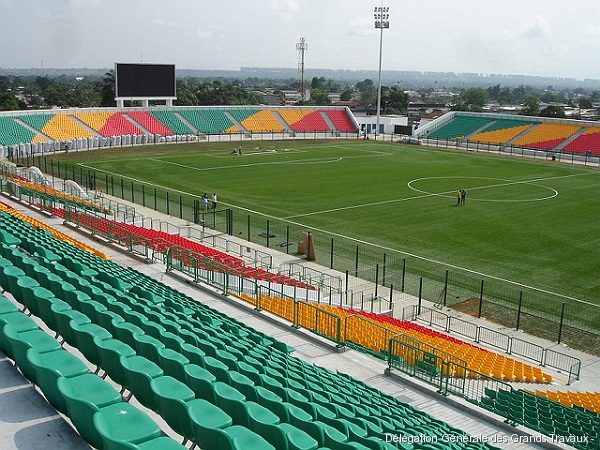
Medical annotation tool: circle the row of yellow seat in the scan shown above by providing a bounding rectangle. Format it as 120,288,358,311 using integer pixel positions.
533,389,600,414
243,295,554,383
0,202,109,259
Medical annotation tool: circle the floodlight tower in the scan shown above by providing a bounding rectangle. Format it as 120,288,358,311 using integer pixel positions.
374,4,389,139
297,37,308,103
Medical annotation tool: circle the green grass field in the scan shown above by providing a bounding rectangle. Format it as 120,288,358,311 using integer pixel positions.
50,140,600,327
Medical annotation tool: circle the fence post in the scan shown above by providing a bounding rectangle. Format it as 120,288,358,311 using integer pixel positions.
154,188,157,211
382,253,387,286
375,264,379,298
266,220,270,247
330,238,334,269
179,195,183,219
286,226,290,254
166,191,170,216
443,270,449,306
345,270,349,298
247,215,251,242
120,178,124,199
418,277,423,315
516,291,523,330
389,284,393,311
558,302,566,344
478,279,484,318
354,245,359,277
142,184,146,207
401,258,406,292
131,181,134,203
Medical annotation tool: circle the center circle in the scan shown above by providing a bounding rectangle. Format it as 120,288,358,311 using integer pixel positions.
407,176,558,202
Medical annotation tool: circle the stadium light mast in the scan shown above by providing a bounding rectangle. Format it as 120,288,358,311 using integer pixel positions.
297,37,308,103
373,4,389,140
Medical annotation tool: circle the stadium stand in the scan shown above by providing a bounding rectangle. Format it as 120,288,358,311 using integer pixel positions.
0,116,39,145
177,109,238,134
512,122,583,149
324,109,358,133
150,110,194,135
0,197,511,449
426,116,494,140
126,111,174,135
469,119,537,145
234,109,285,133
480,387,599,448
562,128,600,155
278,109,331,132
75,111,146,137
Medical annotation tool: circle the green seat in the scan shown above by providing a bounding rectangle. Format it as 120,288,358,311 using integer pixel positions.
158,347,189,382
15,280,43,316
57,373,123,450
121,355,164,412
204,355,231,383
0,295,18,315
26,347,90,413
92,402,162,450
180,342,206,367
188,398,275,450
37,294,69,334
135,436,189,450
0,230,21,246
2,324,62,381
71,321,112,369
0,311,39,352
95,337,136,387
255,386,289,423
229,370,258,402
112,321,144,349
133,333,165,364
150,375,196,443
52,307,91,347
184,363,216,401
213,381,249,426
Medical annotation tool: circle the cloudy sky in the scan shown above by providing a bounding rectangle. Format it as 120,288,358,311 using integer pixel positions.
1,0,599,79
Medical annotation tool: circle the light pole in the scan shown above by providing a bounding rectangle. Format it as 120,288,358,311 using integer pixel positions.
374,4,389,140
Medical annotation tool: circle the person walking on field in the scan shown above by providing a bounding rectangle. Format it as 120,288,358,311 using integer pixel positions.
202,193,209,211
460,189,467,206
457,190,462,206
211,193,217,210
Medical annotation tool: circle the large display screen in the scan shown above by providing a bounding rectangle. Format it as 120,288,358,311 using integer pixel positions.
115,63,176,98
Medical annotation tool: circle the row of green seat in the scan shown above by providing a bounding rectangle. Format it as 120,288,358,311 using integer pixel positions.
0,210,495,449
0,292,188,450
481,387,598,449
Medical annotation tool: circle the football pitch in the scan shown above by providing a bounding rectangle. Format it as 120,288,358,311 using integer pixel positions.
53,140,600,315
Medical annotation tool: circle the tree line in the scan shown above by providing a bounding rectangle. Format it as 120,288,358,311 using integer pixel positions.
0,72,598,120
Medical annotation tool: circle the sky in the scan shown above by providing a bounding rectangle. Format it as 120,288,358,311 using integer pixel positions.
1,0,600,80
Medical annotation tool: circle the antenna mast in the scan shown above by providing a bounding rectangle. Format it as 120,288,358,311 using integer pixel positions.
296,37,307,103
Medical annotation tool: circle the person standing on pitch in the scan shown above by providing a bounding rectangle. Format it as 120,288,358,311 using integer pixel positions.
202,193,209,211
211,193,217,210
461,189,467,206
457,190,462,206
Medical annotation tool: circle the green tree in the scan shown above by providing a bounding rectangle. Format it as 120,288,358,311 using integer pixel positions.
356,79,375,93
579,97,593,109
520,96,541,116
381,86,409,114
0,92,22,111
340,88,354,102
306,88,331,106
101,71,116,107
539,104,566,118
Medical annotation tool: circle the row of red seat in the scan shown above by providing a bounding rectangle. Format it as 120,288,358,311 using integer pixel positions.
53,209,312,288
